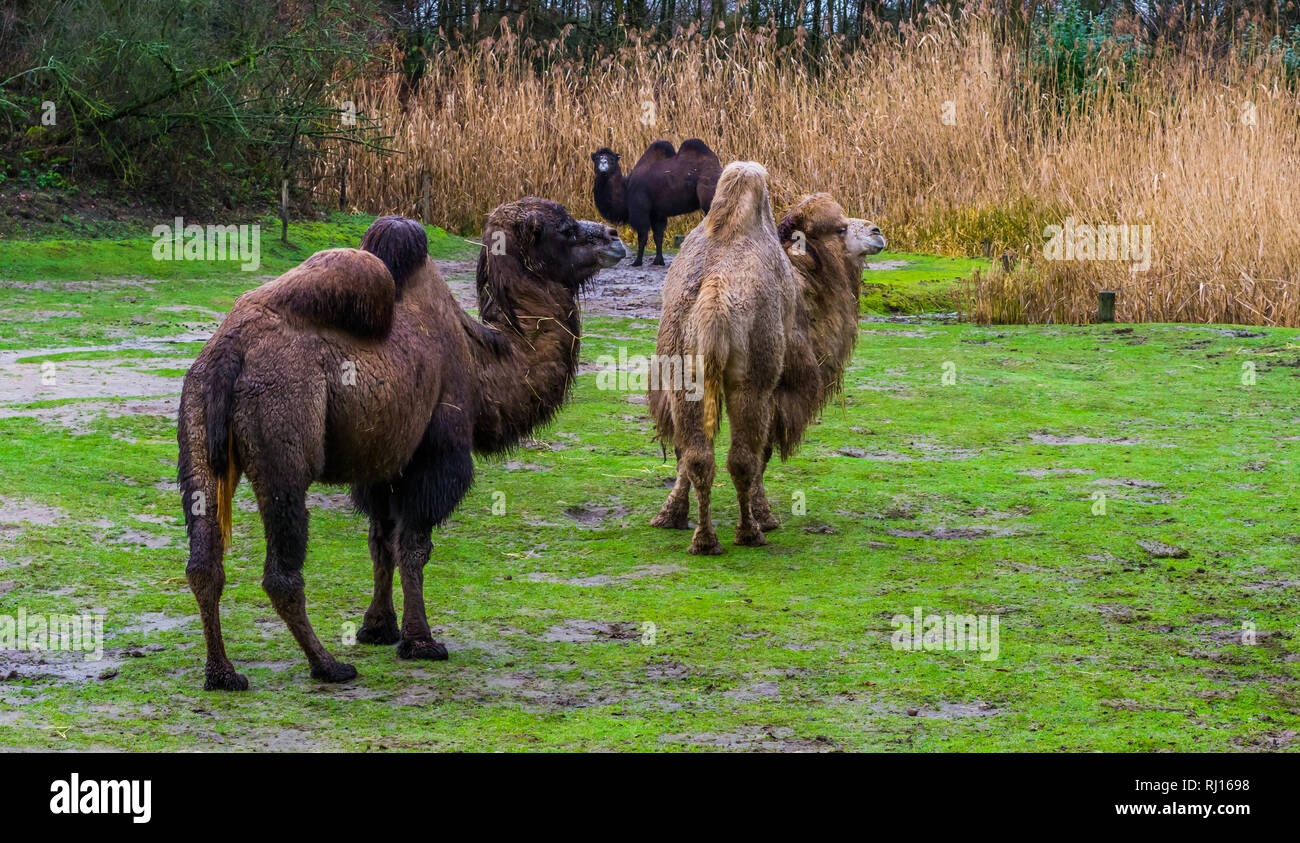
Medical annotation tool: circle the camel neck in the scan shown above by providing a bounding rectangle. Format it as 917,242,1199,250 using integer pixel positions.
471,265,584,455
593,171,629,224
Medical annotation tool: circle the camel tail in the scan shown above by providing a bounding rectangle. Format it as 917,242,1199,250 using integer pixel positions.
178,337,243,557
216,436,236,551
688,272,729,439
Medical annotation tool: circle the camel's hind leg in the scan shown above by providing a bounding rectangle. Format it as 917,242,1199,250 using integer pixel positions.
726,393,773,547
651,216,667,266
184,481,247,691
681,438,722,555
750,444,780,532
650,447,692,529
351,484,401,645
256,481,356,683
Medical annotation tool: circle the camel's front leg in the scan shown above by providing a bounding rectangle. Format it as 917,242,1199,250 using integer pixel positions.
394,525,448,661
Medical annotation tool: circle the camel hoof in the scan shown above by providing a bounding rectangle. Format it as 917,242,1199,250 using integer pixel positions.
735,527,769,547
397,638,449,661
203,665,249,692
631,259,644,267
356,620,401,645
653,258,666,266
649,511,690,530
311,661,358,683
689,537,724,555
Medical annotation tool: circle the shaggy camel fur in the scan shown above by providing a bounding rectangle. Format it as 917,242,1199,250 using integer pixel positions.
649,192,885,552
178,202,624,690
645,160,795,554
591,138,722,266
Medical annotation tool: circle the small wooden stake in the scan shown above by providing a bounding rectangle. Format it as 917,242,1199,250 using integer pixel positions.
279,178,289,245
1098,290,1116,323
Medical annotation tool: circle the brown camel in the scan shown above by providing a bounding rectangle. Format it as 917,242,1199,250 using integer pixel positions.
591,138,722,266
649,192,886,552
177,201,625,690
644,160,794,554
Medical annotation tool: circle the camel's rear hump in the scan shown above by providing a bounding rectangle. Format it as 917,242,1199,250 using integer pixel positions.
259,248,397,339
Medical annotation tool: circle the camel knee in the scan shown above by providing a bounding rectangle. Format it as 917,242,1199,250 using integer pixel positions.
726,449,758,483
186,558,225,601
680,447,713,481
262,568,305,606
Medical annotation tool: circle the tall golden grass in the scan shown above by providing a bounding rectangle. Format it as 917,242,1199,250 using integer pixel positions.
319,17,1300,326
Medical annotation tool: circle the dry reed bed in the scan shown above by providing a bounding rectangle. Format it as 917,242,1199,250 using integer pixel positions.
319,20,1300,326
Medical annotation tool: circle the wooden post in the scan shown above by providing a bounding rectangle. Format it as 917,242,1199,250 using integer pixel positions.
339,163,347,212
422,172,431,223
1098,290,1116,323
999,252,1014,273
279,178,289,245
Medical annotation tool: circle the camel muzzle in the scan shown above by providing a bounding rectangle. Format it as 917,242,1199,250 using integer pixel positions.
579,220,627,267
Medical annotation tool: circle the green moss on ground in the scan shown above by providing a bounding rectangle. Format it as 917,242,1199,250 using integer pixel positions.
859,252,988,315
0,211,478,286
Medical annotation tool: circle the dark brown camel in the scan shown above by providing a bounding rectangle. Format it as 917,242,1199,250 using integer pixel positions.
177,201,624,690
591,138,722,266
648,192,885,552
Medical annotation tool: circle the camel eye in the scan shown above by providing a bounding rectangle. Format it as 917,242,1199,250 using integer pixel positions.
837,226,848,235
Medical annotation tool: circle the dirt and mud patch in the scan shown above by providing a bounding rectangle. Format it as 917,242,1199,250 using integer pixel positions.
1018,467,1096,477
541,619,641,643
525,563,685,587
1029,433,1143,445
0,497,66,530
658,726,838,752
886,525,1019,540
561,501,630,528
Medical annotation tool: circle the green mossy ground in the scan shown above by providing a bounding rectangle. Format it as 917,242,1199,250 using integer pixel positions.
0,221,1296,751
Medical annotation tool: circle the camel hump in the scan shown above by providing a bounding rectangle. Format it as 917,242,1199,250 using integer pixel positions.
637,139,678,166
704,161,773,240
266,248,396,339
360,214,429,295
678,138,717,160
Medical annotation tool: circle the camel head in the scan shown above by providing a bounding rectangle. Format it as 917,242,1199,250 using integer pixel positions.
847,219,887,258
590,147,622,176
478,198,625,328
778,193,883,275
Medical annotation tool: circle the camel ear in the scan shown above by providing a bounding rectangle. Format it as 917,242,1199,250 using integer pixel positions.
521,212,546,249
477,242,519,331
777,214,798,243
781,223,823,275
